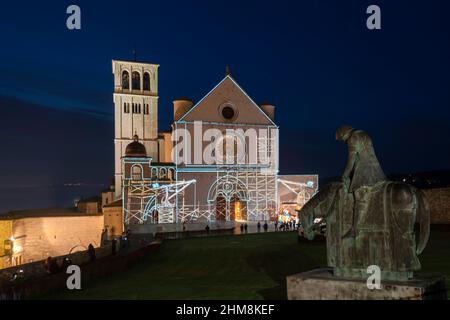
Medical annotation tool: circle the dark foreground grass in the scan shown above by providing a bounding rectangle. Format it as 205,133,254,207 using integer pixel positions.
416,230,450,293
49,231,450,300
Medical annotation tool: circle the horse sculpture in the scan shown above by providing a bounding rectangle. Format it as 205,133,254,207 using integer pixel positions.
296,180,430,281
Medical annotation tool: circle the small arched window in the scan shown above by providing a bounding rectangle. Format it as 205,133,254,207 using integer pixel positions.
143,72,151,91
160,168,167,179
123,103,127,113
123,103,130,113
132,71,141,90
122,71,130,90
169,168,175,180
151,167,158,179
131,165,143,180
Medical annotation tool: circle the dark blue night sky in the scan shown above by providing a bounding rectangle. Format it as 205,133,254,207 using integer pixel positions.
1,0,450,212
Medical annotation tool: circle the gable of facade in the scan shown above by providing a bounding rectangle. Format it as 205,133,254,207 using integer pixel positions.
178,76,276,125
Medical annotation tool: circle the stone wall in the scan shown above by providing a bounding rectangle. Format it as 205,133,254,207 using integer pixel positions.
0,242,161,300
0,244,111,281
3,215,104,268
0,221,12,268
423,188,450,224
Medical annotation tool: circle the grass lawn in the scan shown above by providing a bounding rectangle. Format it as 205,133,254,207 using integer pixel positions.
48,231,450,300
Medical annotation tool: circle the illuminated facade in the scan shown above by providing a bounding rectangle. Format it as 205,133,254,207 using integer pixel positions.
116,60,318,226
173,76,279,223
121,137,193,225
278,175,319,221
112,60,160,199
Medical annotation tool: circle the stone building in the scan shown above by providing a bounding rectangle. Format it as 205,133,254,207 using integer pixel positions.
121,135,177,225
76,196,101,214
112,60,160,199
115,59,319,227
103,199,123,240
173,75,280,222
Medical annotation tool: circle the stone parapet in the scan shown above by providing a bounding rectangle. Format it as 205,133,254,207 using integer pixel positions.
287,268,447,300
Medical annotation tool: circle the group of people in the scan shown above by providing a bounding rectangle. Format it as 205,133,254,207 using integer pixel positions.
238,220,300,234
274,220,298,232
45,256,74,275
44,242,99,275
256,221,269,232
239,223,250,233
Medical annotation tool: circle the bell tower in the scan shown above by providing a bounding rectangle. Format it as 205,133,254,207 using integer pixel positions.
112,59,160,198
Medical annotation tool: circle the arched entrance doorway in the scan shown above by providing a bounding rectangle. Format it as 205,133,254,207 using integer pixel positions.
215,194,247,221
208,176,248,222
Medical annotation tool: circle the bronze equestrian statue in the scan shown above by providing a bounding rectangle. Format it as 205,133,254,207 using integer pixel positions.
297,126,430,281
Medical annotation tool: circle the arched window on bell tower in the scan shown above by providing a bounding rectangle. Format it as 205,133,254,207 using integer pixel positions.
143,72,150,91
132,71,141,90
122,71,130,90
131,164,143,181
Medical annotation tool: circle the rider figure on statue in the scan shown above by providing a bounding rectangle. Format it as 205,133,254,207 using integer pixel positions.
335,125,387,238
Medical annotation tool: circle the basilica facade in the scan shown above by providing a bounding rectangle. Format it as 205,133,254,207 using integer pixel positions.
112,59,318,227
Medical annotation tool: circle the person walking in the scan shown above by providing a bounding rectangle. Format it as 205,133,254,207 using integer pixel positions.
126,229,132,247
101,228,108,245
111,238,117,255
60,257,72,271
88,243,96,262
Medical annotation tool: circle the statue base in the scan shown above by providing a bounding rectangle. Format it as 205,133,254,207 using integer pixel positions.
334,267,413,282
287,268,447,300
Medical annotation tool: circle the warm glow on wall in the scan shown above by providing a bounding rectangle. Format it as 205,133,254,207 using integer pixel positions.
234,201,242,221
12,244,22,254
